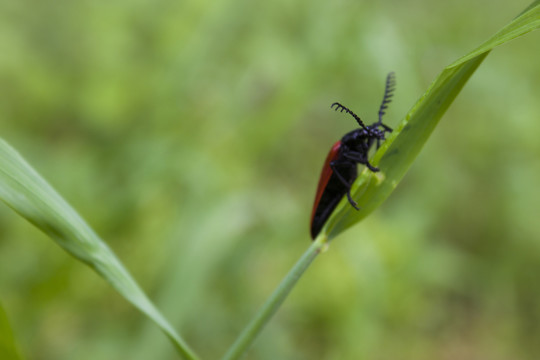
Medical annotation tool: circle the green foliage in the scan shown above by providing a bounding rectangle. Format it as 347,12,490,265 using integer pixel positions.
323,2,540,239
0,0,539,359
0,302,23,360
0,140,198,359
225,4,539,357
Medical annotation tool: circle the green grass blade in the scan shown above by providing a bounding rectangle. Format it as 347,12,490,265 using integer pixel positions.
221,234,326,360
0,140,199,360
322,1,540,240
451,2,540,67
0,302,23,360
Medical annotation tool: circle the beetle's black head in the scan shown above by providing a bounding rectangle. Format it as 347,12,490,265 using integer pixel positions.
342,125,385,143
339,124,389,157
366,124,386,139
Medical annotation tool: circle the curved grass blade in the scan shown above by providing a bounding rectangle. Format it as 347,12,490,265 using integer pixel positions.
322,1,540,240
221,234,326,360
0,140,199,360
0,302,23,360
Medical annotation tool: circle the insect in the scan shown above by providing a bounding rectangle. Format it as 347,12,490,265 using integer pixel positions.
310,72,396,239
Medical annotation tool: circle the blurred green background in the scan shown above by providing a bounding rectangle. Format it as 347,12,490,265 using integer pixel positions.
1,0,539,359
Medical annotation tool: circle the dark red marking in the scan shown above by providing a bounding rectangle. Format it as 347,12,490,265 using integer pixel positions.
310,141,342,234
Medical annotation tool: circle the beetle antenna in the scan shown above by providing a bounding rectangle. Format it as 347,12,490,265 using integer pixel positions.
331,102,367,129
377,72,396,125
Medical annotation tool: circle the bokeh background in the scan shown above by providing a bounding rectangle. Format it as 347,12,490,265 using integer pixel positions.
1,0,539,359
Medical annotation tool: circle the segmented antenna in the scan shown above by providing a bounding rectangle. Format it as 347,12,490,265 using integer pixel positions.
377,72,396,125
331,102,367,129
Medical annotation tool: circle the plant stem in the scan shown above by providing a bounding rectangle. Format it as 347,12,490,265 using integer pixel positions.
221,234,327,360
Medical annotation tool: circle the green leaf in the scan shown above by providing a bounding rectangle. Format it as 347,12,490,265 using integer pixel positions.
322,1,540,240
221,234,326,360
0,302,23,360
0,140,199,360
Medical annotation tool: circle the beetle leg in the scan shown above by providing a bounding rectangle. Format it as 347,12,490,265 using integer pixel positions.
330,160,360,210
365,162,379,172
329,160,354,187
342,151,380,172
346,190,360,210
